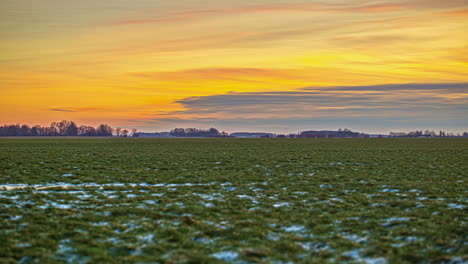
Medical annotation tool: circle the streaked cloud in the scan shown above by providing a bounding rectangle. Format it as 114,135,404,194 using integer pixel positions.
113,1,467,26
301,83,468,92
49,107,102,113
49,108,76,113
132,67,300,83
437,9,468,17
131,83,468,132
175,83,467,113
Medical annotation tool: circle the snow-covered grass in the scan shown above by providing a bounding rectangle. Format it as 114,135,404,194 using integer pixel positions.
0,138,466,263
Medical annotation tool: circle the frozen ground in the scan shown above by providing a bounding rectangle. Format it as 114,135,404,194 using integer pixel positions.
0,138,466,263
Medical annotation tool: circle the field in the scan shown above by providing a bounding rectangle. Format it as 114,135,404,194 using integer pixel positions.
0,138,467,264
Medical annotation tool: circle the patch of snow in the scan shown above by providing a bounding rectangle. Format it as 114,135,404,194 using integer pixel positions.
267,232,281,241
137,234,155,244
273,202,292,208
211,251,238,261
10,215,22,221
199,201,215,208
16,243,31,248
50,202,73,209
283,225,305,233
380,188,400,193
91,222,110,226
0,182,224,191
193,237,211,244
445,257,465,264
343,249,387,264
343,234,368,243
391,243,405,248
396,236,422,242
381,217,410,227
343,249,361,259
195,193,224,201
448,203,466,210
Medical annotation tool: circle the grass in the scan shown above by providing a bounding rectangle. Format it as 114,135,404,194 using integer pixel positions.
0,138,467,263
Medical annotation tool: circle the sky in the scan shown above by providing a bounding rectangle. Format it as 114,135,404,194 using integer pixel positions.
0,0,467,134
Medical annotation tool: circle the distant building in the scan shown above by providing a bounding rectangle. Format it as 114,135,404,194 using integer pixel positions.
369,134,388,138
389,132,407,137
138,132,174,138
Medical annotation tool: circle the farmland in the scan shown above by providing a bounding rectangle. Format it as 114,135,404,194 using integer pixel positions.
0,138,466,263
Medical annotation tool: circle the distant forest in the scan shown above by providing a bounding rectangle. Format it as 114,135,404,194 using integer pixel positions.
0,121,122,137
169,128,227,137
0,120,467,137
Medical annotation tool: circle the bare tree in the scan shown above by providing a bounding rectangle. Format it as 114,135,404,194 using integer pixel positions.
131,128,138,137
66,121,78,136
97,124,113,136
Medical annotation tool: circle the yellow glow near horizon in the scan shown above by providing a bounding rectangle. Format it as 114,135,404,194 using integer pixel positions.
0,0,467,132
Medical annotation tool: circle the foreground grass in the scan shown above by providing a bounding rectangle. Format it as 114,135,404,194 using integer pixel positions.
0,138,466,263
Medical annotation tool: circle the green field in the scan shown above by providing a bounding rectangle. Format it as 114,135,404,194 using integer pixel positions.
0,138,467,263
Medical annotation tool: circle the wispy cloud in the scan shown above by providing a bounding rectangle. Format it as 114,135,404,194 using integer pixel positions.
176,83,467,111
49,107,101,113
132,67,300,83
113,3,409,26
437,9,468,17
301,83,468,92
49,108,76,112
113,1,468,26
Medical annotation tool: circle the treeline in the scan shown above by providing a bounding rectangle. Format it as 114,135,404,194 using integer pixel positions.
297,128,367,138
389,130,468,137
2,122,467,138
0,121,115,137
170,128,228,137
166,128,366,138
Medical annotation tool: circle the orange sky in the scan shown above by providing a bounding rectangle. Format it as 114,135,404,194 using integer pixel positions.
1,0,467,133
